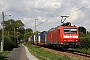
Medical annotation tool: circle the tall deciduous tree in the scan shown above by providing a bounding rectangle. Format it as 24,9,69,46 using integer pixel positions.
3,19,25,48
24,28,33,40
4,19,25,34
78,26,86,34
26,28,33,33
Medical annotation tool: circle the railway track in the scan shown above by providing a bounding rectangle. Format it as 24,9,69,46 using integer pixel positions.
72,52,90,57
41,46,90,60
66,49,90,57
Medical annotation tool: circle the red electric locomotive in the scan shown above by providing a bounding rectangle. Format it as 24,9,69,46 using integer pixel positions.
46,23,79,49
46,16,79,50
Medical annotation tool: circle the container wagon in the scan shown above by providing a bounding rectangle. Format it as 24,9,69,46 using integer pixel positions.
37,31,47,46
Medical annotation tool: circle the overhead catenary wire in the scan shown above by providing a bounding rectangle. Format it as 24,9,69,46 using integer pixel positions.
69,3,90,16
36,19,49,26
35,2,90,31
37,19,61,31
44,3,90,27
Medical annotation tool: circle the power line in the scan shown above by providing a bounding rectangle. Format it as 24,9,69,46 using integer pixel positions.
69,3,90,16
36,19,48,26
36,2,90,31
37,19,61,31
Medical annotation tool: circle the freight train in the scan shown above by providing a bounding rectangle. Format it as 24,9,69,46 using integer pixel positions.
31,22,79,50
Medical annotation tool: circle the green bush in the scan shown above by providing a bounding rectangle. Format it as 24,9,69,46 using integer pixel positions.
80,37,90,49
4,35,14,50
0,51,9,60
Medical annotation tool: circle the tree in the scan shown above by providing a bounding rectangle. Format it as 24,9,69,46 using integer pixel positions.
26,28,33,33
4,19,15,31
78,26,86,34
34,31,40,35
24,32,33,38
3,19,25,48
24,28,33,41
4,19,25,32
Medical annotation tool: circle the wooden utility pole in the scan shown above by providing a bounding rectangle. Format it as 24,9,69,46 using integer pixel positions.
1,12,4,52
14,27,17,47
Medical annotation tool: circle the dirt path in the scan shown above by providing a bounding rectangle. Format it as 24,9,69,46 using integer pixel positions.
4,44,38,60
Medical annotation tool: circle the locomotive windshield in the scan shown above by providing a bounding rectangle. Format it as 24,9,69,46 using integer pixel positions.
63,28,77,34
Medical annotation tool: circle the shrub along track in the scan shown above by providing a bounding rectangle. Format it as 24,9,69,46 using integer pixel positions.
41,47,90,60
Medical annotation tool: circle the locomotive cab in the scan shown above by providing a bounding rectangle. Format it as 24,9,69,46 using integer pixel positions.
59,26,79,48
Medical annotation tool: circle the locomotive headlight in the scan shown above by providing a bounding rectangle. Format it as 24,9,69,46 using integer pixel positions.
61,43,63,44
76,40,78,41
69,40,70,41
64,40,66,41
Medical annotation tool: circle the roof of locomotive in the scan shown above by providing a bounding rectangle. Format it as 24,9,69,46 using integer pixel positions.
48,22,78,32
58,25,77,29
48,25,77,32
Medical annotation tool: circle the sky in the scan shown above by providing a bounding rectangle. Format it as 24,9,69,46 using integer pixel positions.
0,0,90,32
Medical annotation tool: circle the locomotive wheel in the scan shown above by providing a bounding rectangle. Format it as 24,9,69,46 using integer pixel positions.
61,47,69,51
57,45,61,50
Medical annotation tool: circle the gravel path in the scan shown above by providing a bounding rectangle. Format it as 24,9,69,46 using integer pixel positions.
4,44,38,60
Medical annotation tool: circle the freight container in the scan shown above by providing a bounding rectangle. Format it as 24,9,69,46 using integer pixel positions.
37,31,47,45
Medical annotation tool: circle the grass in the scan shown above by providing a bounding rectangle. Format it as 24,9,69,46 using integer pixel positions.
0,51,10,60
24,42,80,60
